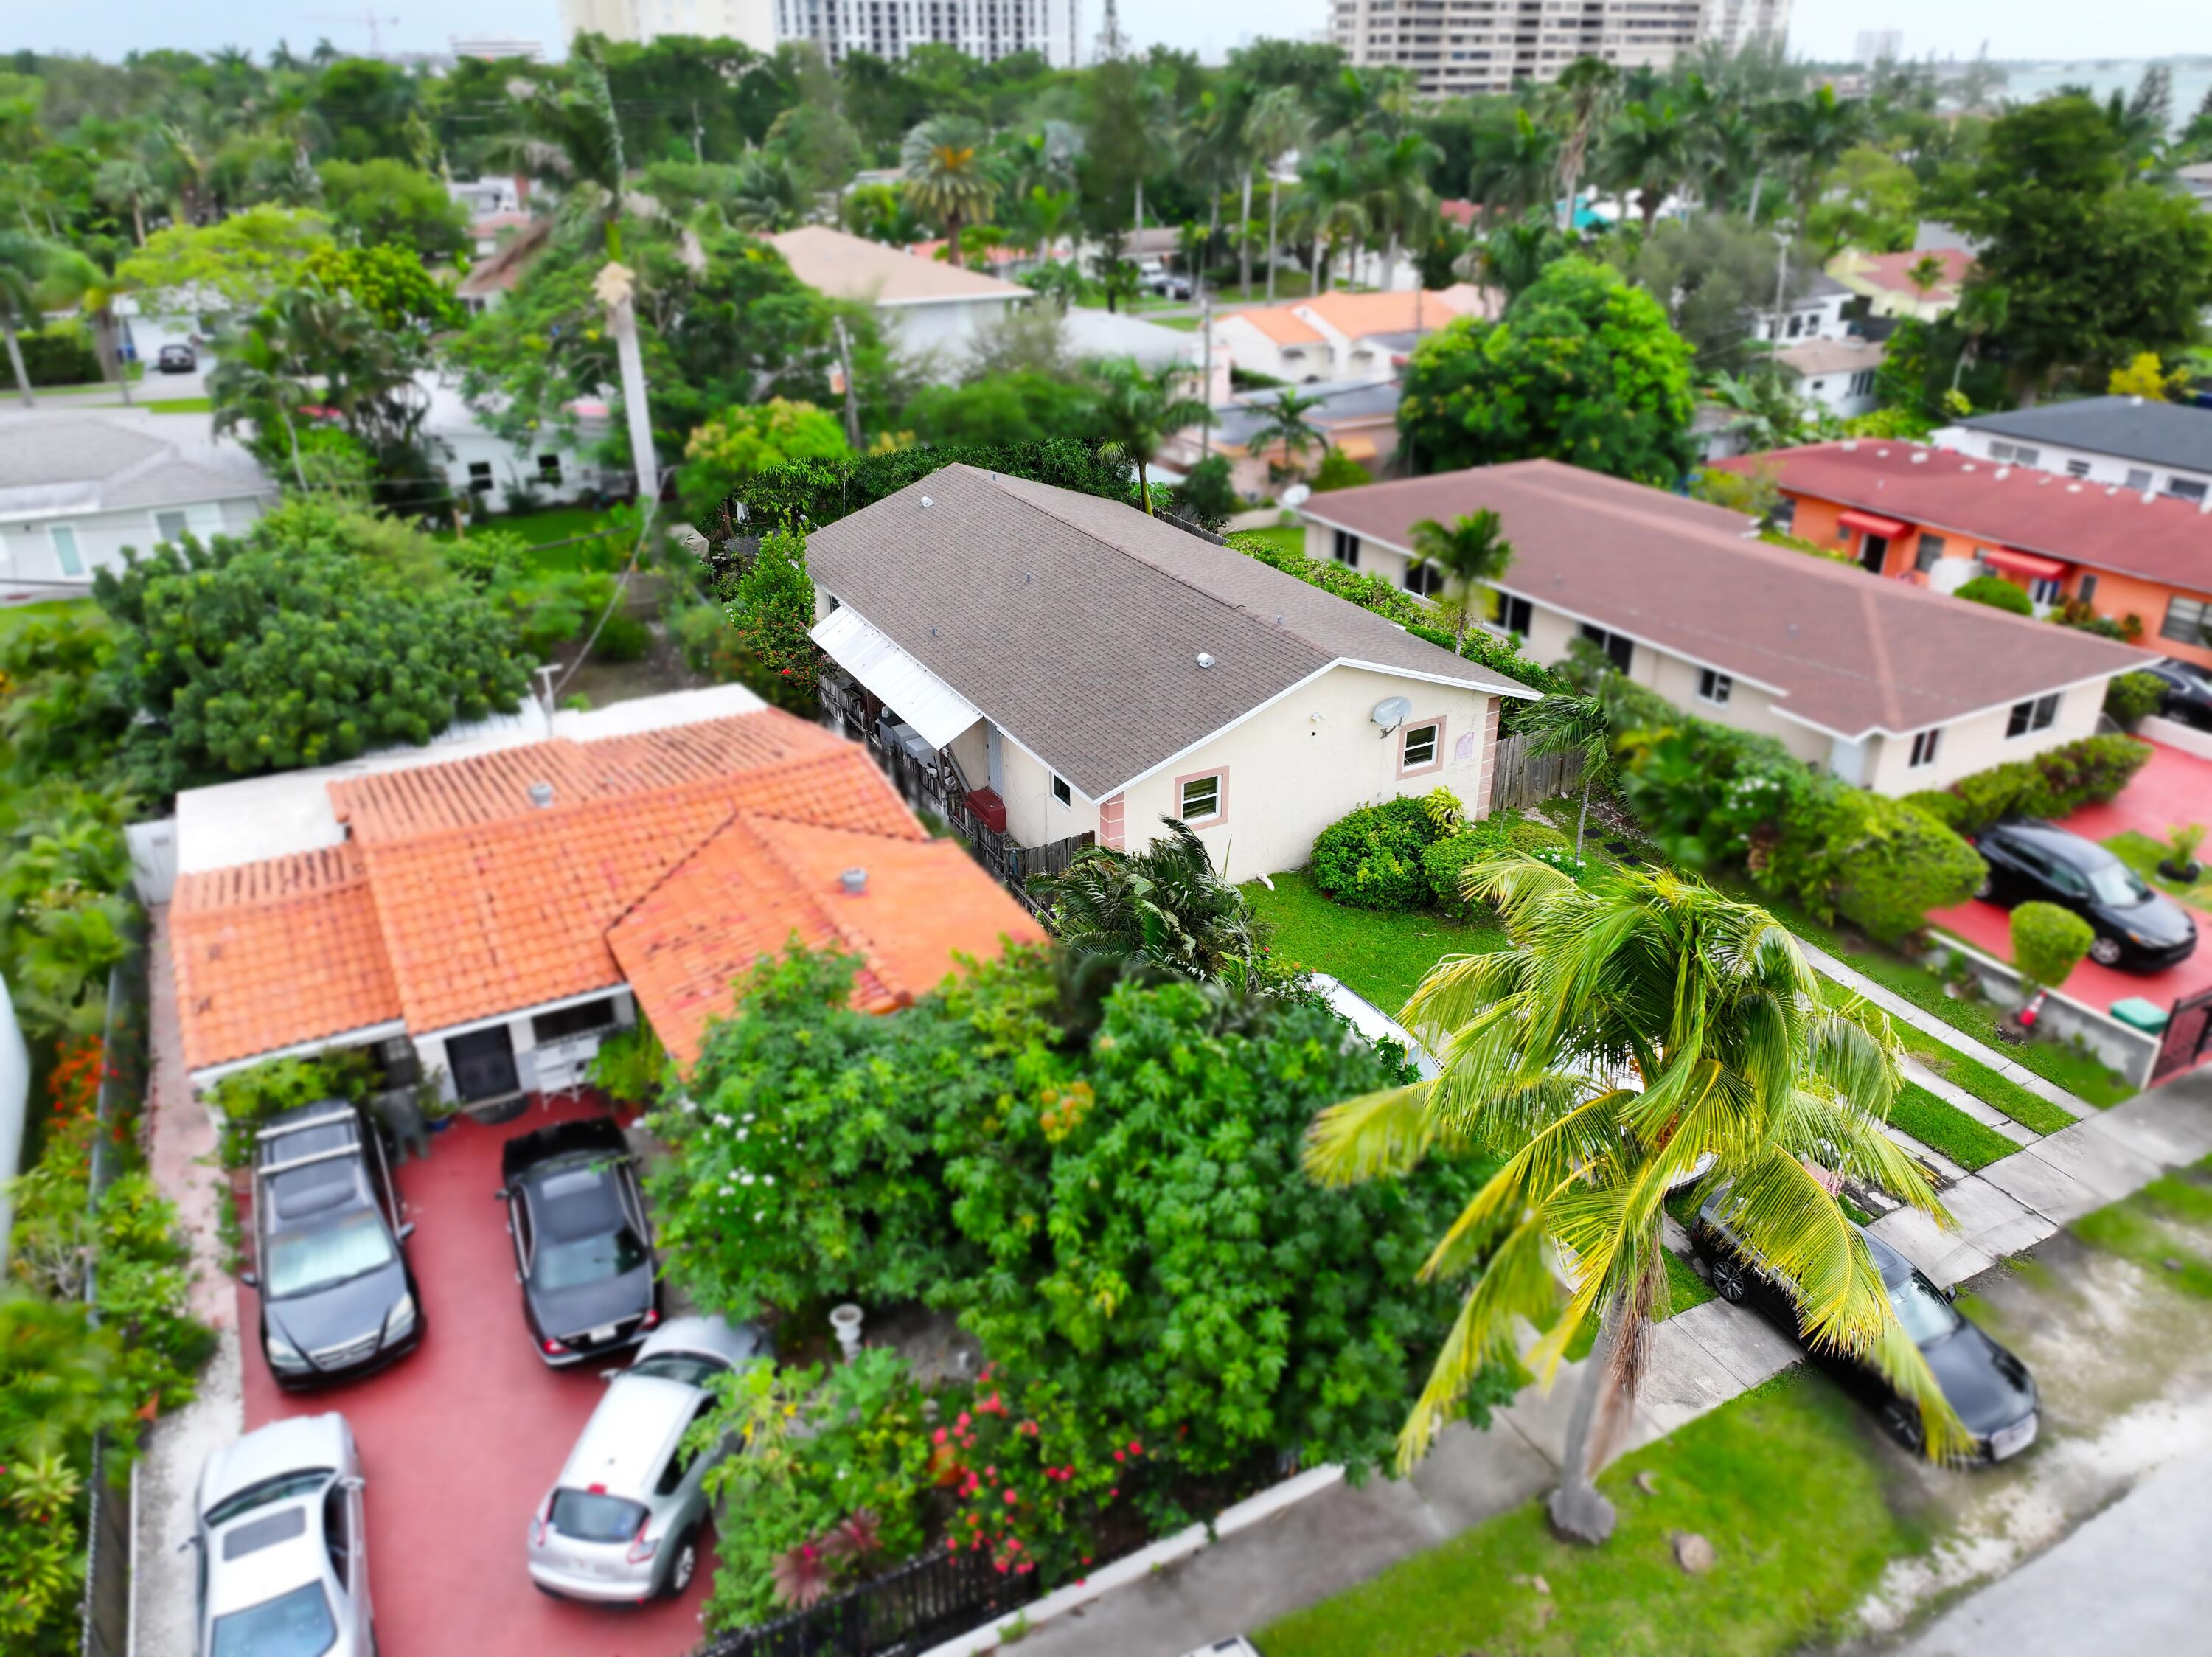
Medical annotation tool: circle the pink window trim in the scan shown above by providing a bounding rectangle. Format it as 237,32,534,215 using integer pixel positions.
1173,765,1229,828
1397,715,1446,779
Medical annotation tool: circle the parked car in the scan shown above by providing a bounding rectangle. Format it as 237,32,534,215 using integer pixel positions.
243,1100,421,1388
1180,1642,1265,1657
1969,818,2197,970
189,1414,375,1657
527,1316,768,1602
1690,1188,2038,1462
2143,657,2212,729
1146,271,1194,299
498,1116,660,1365
1310,972,1441,1079
157,343,197,372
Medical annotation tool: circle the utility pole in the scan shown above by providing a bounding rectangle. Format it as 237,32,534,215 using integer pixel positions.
1200,297,1214,460
594,262,658,504
1768,228,1792,382
832,316,861,453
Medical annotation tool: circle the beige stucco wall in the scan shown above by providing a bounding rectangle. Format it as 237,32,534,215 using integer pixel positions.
1304,515,1417,588
1110,664,1501,879
1860,680,2107,797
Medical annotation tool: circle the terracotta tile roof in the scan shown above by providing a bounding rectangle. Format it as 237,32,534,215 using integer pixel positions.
1828,246,1973,303
173,846,403,1073
1222,285,1497,348
607,816,1046,1071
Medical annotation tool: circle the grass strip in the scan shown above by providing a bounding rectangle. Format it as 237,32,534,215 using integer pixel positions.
1817,977,2076,1135
1243,870,1508,1017
1887,1083,2018,1172
1663,1247,1716,1317
2104,830,2212,909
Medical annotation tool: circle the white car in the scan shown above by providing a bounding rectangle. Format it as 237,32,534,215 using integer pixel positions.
190,1414,374,1657
1309,972,1441,1079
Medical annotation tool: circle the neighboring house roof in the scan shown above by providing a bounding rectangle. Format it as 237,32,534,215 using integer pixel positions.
1304,459,2151,743
1775,338,1887,378
1208,380,1401,451
171,702,1036,1074
1058,305,1200,368
768,225,1032,306
1727,440,2212,593
804,465,1533,802
1437,199,1483,226
1912,220,1981,254
1798,270,1854,302
1949,396,2212,477
0,412,274,518
456,217,552,299
906,237,1032,268
1220,285,1496,349
1826,246,1973,305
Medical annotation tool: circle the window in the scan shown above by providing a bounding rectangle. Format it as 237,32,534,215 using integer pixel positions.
1405,560,1444,598
1579,623,1632,673
2006,693,2059,738
1401,720,1441,771
1908,728,1940,768
1178,771,1224,824
1914,532,1946,572
1848,370,1876,397
1989,441,2040,467
537,453,563,484
2161,596,2210,647
1770,495,1796,532
2065,459,2092,479
1050,774,1071,806
155,509,189,544
2125,468,2154,491
532,997,619,1044
2077,574,2098,605
1498,594,1532,637
2029,575,2064,607
49,526,83,577
1697,667,1732,705
467,461,493,493
2170,479,2209,504
1331,528,1360,567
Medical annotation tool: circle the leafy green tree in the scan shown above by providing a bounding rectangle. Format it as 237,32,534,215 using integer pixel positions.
0,229,75,406
1408,509,1514,650
0,782,136,1038
1174,452,1239,527
0,611,131,788
1306,856,1969,1540
299,242,459,330
1707,368,1820,451
114,204,332,313
1399,256,1697,485
1093,355,1209,511
210,279,430,479
307,56,424,164
899,370,1101,449
680,400,852,534
1806,145,1919,255
316,158,470,262
91,499,531,796
1519,691,1613,859
901,116,998,266
1627,215,1809,371
721,525,819,715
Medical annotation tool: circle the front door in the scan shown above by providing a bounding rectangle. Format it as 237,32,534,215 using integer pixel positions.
446,1024,520,1102
1858,533,1890,574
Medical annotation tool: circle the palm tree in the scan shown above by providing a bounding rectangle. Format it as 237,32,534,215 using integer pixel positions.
1244,86,1310,301
208,296,319,491
1950,280,2008,395
1480,211,1567,303
1093,356,1211,513
487,46,630,257
728,153,809,233
1708,369,1814,451
1903,252,1947,311
1038,819,1268,981
1251,387,1327,482
92,157,159,246
1520,692,1612,859
1600,99,1691,233
1766,87,1868,234
1362,129,1443,291
902,117,998,269
1408,510,1514,648
1295,140,1368,294
1305,857,1969,1541
1470,110,1562,226
1549,57,1621,232
0,232,86,408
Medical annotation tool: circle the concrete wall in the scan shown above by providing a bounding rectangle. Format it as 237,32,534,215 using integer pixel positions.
0,494,262,588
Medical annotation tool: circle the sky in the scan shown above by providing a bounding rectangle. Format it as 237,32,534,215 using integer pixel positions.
9,0,2194,69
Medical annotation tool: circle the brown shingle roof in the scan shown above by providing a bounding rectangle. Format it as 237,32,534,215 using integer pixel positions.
805,465,1533,799
1303,460,2152,740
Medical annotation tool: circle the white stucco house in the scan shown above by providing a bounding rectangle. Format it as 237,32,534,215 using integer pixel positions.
803,465,1537,879
1775,336,1886,421
1211,285,1497,388
767,225,1033,377
1749,268,1857,347
0,411,276,595
1932,396,2212,505
418,374,620,510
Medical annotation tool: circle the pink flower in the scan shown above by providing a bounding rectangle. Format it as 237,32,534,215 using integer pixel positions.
1113,1451,1124,1462
1128,1440,1143,1456
956,1411,972,1430
1004,1490,1018,1506
932,1427,948,1446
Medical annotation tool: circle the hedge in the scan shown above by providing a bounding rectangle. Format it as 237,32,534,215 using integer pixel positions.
719,437,1142,540
2103,670,2166,732
1312,796,1439,911
19,324,102,386
1954,574,2034,616
1903,734,2154,833
2011,901,2094,991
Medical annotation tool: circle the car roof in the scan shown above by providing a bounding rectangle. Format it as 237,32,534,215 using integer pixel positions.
201,1414,350,1513
1997,819,2117,870
635,1314,765,1369
557,1375,699,1498
1700,1184,1917,1287
204,1501,331,1619
502,1115,628,1181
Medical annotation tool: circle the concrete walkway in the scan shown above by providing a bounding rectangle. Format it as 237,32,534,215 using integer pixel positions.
1798,939,2090,1121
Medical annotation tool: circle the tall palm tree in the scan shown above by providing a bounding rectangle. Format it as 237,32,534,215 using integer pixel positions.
1600,99,1691,233
1243,86,1310,301
92,157,159,246
1408,510,1514,648
1766,87,1868,234
1362,129,1442,291
1708,369,1814,450
1093,356,1210,513
209,303,315,490
1480,211,1567,303
487,49,630,257
1251,386,1327,482
902,117,998,269
1519,691,1612,859
0,232,89,408
1548,57,1620,232
1306,858,1969,1541
1470,110,1562,226
1295,140,1368,294
728,153,809,233
1950,281,2008,395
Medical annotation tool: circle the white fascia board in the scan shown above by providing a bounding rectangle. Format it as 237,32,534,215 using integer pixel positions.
1773,666,2143,744
1495,585,1794,702
189,1019,410,1090
416,984,630,1049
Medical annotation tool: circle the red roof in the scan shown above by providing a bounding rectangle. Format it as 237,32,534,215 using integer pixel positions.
1725,441,2212,594
1836,247,1973,302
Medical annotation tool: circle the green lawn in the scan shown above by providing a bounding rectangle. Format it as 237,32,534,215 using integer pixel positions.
434,505,621,569
1259,1369,1922,1657
143,395,212,414
1231,521,1306,559
1887,1083,2019,1171
0,597,99,639
1245,870,1507,1015
2104,830,2211,909
1664,1248,1717,1317
2072,1159,2212,1299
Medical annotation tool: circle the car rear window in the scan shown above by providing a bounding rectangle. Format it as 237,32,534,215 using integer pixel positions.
550,1488,648,1543
211,1582,337,1656
220,1504,308,1561
535,1225,649,1292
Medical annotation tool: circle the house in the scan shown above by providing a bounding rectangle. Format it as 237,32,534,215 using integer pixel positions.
417,375,621,510
456,218,552,316
803,465,1536,878
1299,459,2153,796
766,225,1032,373
1720,439,2212,675
1932,396,2212,505
1158,380,1405,500
1823,246,1974,322
1211,286,1498,387
1775,336,1887,421
0,411,276,594
1750,269,1858,347
167,685,1043,1098
2178,162,2212,211
1057,305,1204,372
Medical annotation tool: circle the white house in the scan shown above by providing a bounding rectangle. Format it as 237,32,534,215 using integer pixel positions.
1933,396,2212,506
1775,336,1886,421
417,374,619,510
1750,268,1857,347
803,465,1537,878
1211,285,1497,387
0,411,276,594
767,225,1033,376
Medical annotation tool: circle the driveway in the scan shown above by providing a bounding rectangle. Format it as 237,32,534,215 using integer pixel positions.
238,1095,717,1657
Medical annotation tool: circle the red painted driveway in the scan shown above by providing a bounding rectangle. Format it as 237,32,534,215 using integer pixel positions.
1928,740,2212,1014
240,1096,717,1657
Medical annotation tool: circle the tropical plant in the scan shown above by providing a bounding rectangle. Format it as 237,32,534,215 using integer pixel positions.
1600,97,1692,232
1249,386,1326,482
484,44,630,257
1470,109,1562,226
2010,901,2093,995
900,117,998,267
1952,574,2034,616
1036,819,1270,982
1305,856,1970,1543
1548,57,1620,230
1707,368,1818,451
1244,86,1311,300
1092,356,1209,510
1520,692,1614,860
1408,510,1514,650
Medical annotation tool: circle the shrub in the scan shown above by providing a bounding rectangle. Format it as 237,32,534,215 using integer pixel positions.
209,1052,375,1168
1821,793,1987,945
1422,833,1493,917
2104,670,2167,732
1173,454,1239,528
1312,447,1374,493
1506,819,1570,854
19,323,102,386
591,609,653,663
1920,734,2154,832
2011,901,2093,991
1954,574,2034,616
1312,797,1441,910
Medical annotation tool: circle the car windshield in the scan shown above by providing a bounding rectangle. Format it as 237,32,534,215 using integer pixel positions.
629,1352,727,1387
204,1471,330,1530
2086,863,2150,906
549,1488,648,1543
1888,1273,1962,1344
535,1224,649,1292
263,1209,394,1299
210,1582,337,1657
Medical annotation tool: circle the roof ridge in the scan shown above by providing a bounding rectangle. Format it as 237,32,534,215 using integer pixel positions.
602,803,745,937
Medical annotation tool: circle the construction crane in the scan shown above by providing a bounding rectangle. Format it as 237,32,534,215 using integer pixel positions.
304,7,402,55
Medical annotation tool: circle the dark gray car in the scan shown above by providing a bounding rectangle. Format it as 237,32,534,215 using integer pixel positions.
498,1117,660,1364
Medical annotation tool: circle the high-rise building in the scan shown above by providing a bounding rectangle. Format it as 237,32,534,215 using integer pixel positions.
449,35,546,60
774,0,1082,69
1853,28,1902,64
1330,0,1786,100
559,0,777,52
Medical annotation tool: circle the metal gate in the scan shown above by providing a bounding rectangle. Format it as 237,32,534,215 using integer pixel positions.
2152,987,2212,1085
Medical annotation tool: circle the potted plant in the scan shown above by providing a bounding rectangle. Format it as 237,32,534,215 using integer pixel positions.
2159,821,2206,884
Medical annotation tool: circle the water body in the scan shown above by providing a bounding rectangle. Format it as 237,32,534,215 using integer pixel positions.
1995,60,2212,133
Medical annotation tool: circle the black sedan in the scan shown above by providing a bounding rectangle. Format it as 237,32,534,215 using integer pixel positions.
497,1117,660,1365
243,1100,422,1388
156,343,196,372
1971,818,2197,970
1690,1189,2039,1463
2142,658,2212,729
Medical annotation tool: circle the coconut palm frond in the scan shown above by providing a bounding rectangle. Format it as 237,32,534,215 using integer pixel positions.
1302,1080,1440,1185
1396,1209,1557,1470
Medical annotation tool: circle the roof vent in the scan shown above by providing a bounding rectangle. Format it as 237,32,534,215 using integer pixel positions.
2068,483,2083,492
839,867,868,896
1787,622,1798,636
1842,440,1859,451
527,781,554,808
1195,652,1217,669
2129,395,2145,408
1994,466,2010,481
1876,448,1891,459
2106,485,2121,496
919,496,934,509
2143,490,2158,505
1961,462,1976,472
1911,451,1929,463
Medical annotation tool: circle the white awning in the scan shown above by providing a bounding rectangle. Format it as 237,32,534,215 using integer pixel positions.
810,604,984,752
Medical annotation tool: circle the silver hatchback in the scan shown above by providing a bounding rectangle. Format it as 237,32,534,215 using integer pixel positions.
190,1413,375,1657
527,1315,767,1603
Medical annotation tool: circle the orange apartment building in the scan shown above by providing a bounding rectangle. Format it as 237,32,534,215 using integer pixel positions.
1721,441,2212,673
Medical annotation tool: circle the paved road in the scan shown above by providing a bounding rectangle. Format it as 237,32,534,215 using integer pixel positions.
1900,1448,2212,1657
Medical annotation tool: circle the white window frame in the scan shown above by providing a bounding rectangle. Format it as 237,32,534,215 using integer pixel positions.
1696,668,1732,706
1908,728,1941,769
1175,769,1226,827
2006,692,2059,739
1050,774,1072,807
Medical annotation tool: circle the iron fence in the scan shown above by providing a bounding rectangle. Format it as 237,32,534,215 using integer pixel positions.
696,1545,1041,1657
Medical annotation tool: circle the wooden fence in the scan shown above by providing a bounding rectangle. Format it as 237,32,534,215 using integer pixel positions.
1487,731,1582,813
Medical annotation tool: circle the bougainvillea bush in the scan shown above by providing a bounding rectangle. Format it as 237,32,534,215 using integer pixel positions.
650,946,1511,1623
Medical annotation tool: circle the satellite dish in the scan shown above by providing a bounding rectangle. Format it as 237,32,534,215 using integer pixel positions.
1371,695,1413,732
1281,483,1312,508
